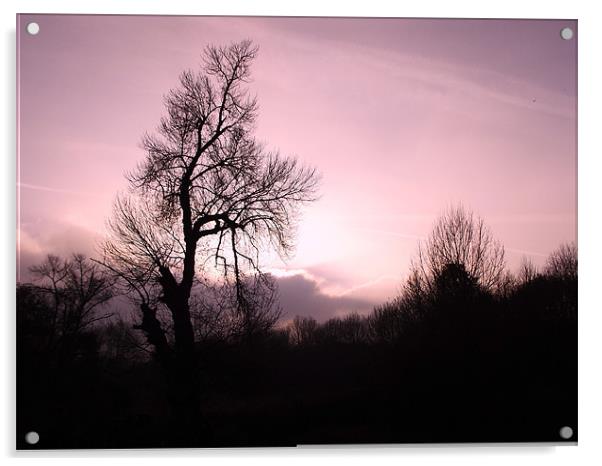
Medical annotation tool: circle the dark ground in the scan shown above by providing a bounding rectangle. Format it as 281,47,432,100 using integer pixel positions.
16,273,577,449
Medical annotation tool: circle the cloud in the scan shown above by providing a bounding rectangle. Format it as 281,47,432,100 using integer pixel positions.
17,221,101,282
273,272,375,322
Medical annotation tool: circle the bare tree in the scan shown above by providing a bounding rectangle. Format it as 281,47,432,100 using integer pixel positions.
96,238,172,364
288,316,318,346
27,254,114,361
518,257,539,285
411,205,506,295
101,40,319,423
545,242,577,280
330,313,370,345
190,272,281,343
367,293,425,345
98,318,152,364
225,272,282,341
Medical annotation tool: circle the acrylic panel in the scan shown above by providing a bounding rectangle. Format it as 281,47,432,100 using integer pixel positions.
16,14,577,449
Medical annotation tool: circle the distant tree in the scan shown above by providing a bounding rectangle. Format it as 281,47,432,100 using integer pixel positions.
101,40,319,429
289,316,318,346
191,272,281,343
98,318,151,364
411,205,506,296
20,254,114,364
510,244,577,323
368,299,405,344
543,242,577,320
17,283,55,356
310,314,371,345
518,257,539,285
29,254,114,338
545,242,577,280
332,313,370,345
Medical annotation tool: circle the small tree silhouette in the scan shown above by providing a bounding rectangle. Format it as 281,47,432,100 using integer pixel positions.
433,262,480,304
289,316,318,346
411,205,506,297
518,257,538,285
545,242,577,280
23,254,114,365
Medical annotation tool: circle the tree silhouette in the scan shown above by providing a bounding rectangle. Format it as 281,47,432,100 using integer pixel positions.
545,242,577,280
190,271,282,343
27,254,114,361
101,40,319,432
367,300,406,344
411,205,506,296
433,262,480,304
518,257,538,285
289,316,318,346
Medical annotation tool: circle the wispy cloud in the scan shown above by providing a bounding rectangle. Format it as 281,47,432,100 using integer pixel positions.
18,182,97,197
338,274,400,297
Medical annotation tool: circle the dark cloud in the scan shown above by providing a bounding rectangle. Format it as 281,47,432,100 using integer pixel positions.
273,273,375,322
17,220,377,322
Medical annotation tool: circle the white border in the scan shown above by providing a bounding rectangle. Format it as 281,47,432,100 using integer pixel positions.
2,1,602,465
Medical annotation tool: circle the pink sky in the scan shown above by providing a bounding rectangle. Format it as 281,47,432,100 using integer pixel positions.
17,15,577,320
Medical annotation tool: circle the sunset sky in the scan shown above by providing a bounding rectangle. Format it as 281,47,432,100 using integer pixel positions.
17,15,577,320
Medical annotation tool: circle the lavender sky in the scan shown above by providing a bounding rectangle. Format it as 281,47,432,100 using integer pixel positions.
17,15,577,320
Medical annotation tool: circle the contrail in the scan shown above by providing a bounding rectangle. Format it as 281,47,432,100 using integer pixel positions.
17,182,97,197
339,274,400,297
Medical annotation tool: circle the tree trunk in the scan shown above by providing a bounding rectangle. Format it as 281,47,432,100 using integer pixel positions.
171,297,195,356
156,258,207,444
163,295,206,445
135,303,171,365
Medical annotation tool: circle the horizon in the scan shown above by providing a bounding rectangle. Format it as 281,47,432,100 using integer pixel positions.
17,15,577,321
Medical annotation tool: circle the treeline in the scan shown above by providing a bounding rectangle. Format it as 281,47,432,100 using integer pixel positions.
16,206,577,447
17,240,576,363
286,243,576,347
